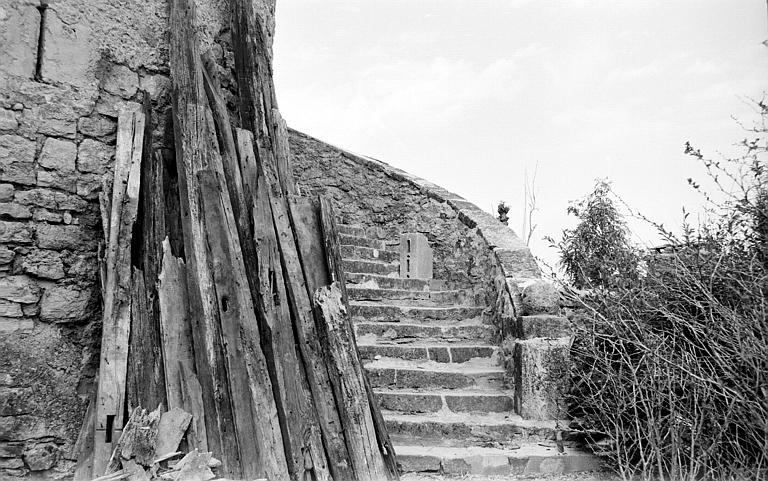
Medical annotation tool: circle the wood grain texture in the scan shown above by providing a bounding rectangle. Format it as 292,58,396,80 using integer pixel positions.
158,239,207,452
94,106,146,476
234,129,331,481
320,198,400,480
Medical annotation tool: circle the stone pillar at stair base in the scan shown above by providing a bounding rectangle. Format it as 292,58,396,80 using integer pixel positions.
399,232,433,279
512,337,571,421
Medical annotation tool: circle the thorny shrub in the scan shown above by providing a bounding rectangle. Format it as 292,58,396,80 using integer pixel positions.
559,100,768,480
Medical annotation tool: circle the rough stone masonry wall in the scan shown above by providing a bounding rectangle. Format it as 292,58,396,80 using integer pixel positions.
0,0,274,478
289,130,541,324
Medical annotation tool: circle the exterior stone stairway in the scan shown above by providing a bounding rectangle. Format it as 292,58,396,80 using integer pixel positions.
338,225,600,476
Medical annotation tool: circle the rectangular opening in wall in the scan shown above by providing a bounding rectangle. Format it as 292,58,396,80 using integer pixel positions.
34,3,48,81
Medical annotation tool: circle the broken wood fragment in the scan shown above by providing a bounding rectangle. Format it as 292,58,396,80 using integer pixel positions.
157,239,207,451
106,406,161,474
155,408,192,458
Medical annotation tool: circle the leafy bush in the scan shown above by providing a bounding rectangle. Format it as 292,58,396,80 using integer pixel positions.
549,180,641,289
561,101,768,480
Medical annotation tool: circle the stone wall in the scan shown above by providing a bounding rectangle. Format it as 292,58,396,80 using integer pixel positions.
289,129,541,329
0,0,274,478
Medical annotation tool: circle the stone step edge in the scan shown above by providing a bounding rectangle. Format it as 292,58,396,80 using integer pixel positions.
364,359,504,374
347,286,463,295
381,410,559,429
394,443,602,475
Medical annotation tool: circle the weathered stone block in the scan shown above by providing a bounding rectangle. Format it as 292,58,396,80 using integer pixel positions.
139,74,171,101
12,80,96,138
0,134,36,185
76,173,102,199
78,115,117,138
38,138,77,172
40,284,92,323
15,188,89,212
32,209,62,224
0,0,40,79
521,280,560,315
0,276,40,304
0,247,14,264
36,223,92,250
21,249,65,280
0,300,23,318
0,203,32,220
39,8,96,87
512,337,571,421
36,169,77,193
0,318,34,333
0,110,19,131
0,457,24,469
0,184,14,202
0,221,33,244
100,64,139,98
23,443,58,471
77,139,114,174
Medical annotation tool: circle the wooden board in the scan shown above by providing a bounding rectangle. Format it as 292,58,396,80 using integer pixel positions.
313,283,390,480
320,198,400,480
234,129,332,481
157,239,207,451
94,105,146,476
197,169,288,481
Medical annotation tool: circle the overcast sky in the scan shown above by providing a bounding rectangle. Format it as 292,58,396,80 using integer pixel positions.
273,0,768,270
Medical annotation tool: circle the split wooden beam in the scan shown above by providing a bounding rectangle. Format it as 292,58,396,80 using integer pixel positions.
157,239,206,452
169,0,288,478
93,104,146,477
319,199,400,479
233,130,333,481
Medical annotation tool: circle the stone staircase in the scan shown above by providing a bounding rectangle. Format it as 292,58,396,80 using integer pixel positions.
338,225,600,476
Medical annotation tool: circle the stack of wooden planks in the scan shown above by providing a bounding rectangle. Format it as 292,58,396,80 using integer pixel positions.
73,0,398,479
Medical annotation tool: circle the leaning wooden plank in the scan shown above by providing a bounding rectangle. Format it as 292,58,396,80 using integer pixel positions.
134,93,168,412
313,283,390,481
233,130,332,481
94,105,145,476
126,269,165,413
157,239,206,451
197,169,289,481
289,196,329,295
241,130,354,480
319,198,400,480
72,374,97,481
229,2,352,478
169,0,241,473
272,109,296,196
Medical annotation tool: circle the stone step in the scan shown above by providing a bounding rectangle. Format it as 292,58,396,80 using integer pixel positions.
350,302,485,322
355,321,497,344
340,244,400,263
339,234,387,250
383,411,557,446
374,388,514,414
346,273,446,291
347,287,465,305
337,224,367,237
395,443,602,476
520,314,571,339
364,358,504,390
342,259,399,276
358,342,497,364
